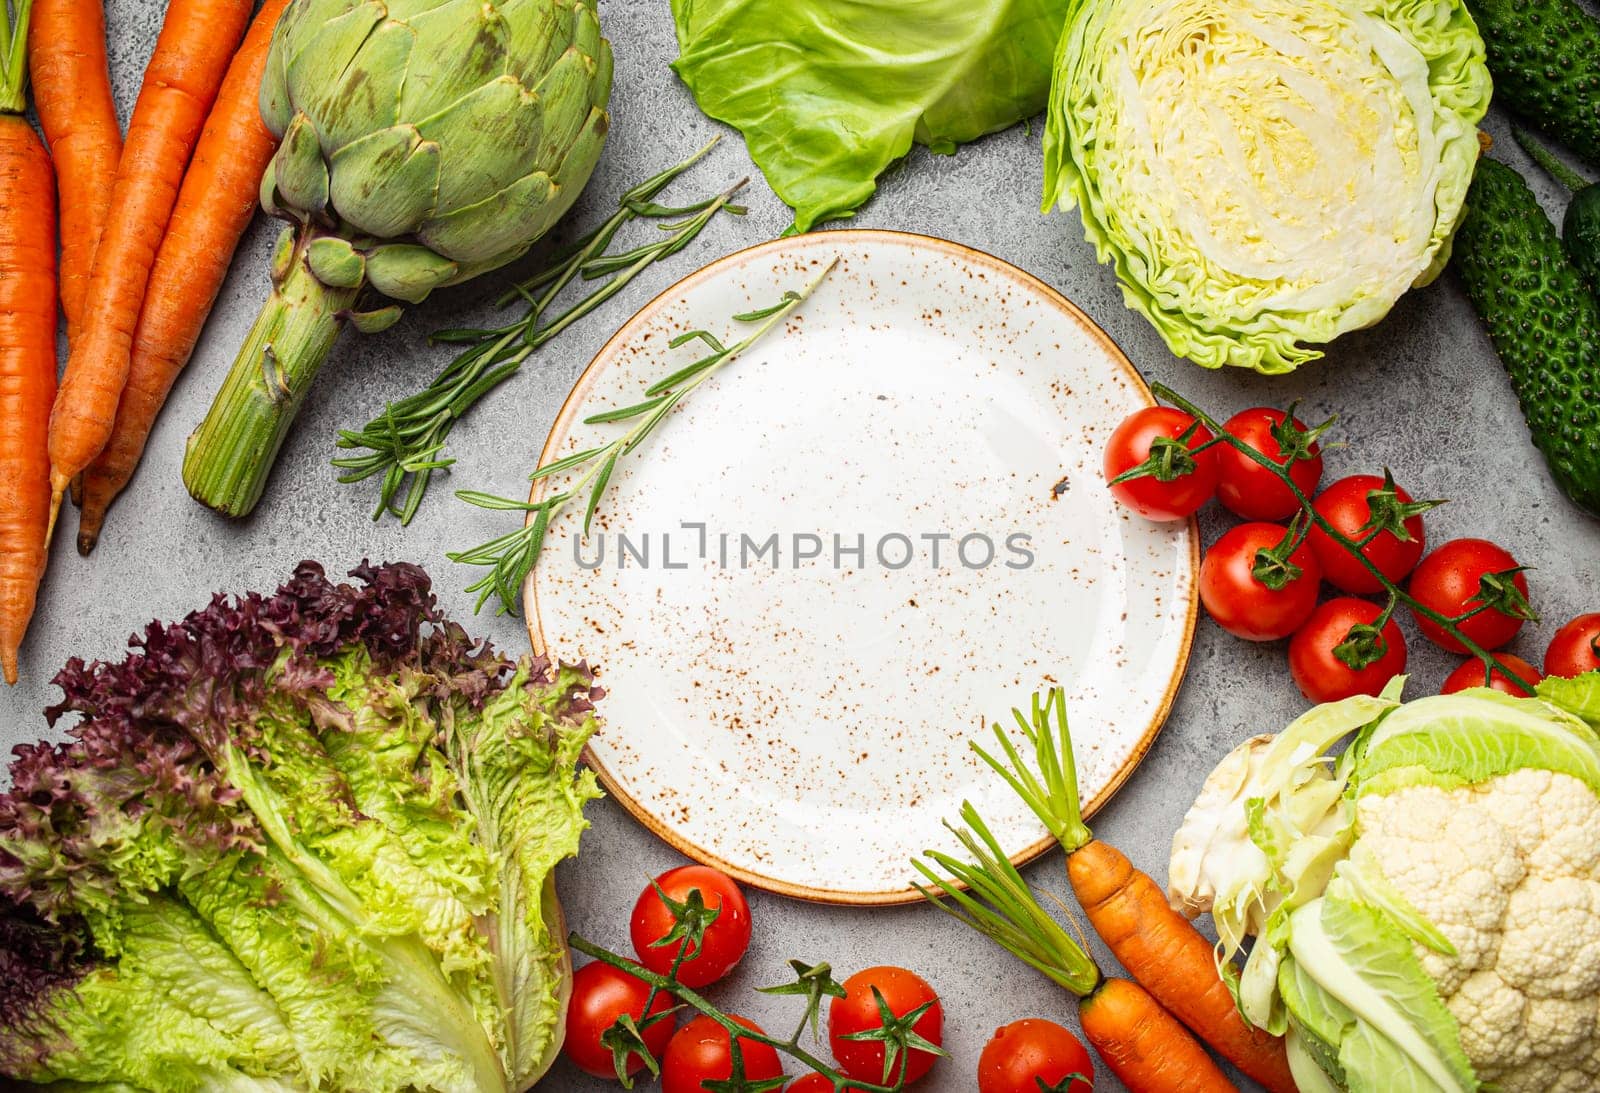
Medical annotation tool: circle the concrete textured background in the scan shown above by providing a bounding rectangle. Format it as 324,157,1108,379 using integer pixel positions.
4,1,1597,1089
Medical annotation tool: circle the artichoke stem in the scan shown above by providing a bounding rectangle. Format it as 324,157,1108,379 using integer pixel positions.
184,245,358,517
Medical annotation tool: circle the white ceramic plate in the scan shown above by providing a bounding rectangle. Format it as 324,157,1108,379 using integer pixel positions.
526,231,1196,904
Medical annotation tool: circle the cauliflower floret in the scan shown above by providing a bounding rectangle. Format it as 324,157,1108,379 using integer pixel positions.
1526,996,1597,1057
1497,877,1600,1000
1362,771,1600,1088
1357,785,1524,993
1446,969,1530,1076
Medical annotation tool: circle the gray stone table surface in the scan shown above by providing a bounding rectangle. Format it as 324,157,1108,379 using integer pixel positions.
4,1,1597,1090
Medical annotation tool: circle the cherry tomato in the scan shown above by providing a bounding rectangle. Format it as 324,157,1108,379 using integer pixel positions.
1546,614,1600,678
829,966,944,1085
661,1015,783,1093
1215,407,1324,521
1289,598,1408,702
563,962,675,1079
1408,539,1533,653
978,1019,1095,1093
1442,654,1543,696
1307,474,1428,594
631,866,752,989
1103,407,1219,521
1199,523,1322,641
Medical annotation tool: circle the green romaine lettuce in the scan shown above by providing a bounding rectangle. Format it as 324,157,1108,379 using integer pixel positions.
0,562,601,1092
670,0,1069,232
1043,0,1491,372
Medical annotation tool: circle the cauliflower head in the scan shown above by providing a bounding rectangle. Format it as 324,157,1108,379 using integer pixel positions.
1170,681,1600,1092
1357,769,1600,1090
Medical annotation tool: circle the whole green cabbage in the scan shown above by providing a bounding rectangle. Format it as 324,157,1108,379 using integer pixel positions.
1044,0,1492,373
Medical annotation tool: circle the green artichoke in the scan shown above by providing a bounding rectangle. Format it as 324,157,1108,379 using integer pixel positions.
185,0,612,516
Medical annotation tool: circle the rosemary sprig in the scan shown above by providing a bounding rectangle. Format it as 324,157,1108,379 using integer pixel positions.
569,929,928,1093
449,260,838,615
333,138,747,524
1134,383,1538,693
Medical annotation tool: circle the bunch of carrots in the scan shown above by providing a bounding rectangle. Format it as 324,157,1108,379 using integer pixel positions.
917,689,1297,1093
0,0,290,684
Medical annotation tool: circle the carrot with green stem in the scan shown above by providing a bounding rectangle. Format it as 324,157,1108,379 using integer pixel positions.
76,0,290,554
972,689,1297,1093
0,0,57,683
28,0,120,336
45,0,253,541
915,803,1236,1092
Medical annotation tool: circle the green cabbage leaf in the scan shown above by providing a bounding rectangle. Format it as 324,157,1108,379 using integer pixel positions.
670,0,1069,232
1044,0,1491,372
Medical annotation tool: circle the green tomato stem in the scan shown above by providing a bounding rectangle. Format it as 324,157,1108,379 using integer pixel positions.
185,238,358,517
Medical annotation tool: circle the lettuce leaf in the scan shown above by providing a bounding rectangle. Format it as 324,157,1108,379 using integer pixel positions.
0,562,600,1092
670,0,1069,232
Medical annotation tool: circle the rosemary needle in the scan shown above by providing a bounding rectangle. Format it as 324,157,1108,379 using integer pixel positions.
449,259,839,616
333,138,747,525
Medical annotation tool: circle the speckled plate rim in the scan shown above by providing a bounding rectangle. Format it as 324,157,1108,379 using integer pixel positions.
524,229,1199,906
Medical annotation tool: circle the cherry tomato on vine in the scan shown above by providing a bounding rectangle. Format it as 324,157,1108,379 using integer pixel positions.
1289,598,1408,702
829,966,944,1085
661,1015,783,1093
1199,522,1322,641
1215,407,1324,521
563,962,675,1078
1103,407,1218,521
1546,614,1600,678
1408,539,1533,654
1442,654,1543,696
977,1019,1095,1093
1307,474,1428,594
630,865,752,989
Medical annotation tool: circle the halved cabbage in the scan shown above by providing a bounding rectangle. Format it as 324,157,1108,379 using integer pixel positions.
1043,0,1491,373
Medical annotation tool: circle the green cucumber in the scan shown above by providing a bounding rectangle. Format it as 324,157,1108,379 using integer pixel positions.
1515,126,1600,292
1452,158,1600,517
1466,0,1600,169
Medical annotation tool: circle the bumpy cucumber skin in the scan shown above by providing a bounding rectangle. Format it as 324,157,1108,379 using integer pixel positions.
1468,0,1600,168
1567,184,1600,290
1454,158,1600,517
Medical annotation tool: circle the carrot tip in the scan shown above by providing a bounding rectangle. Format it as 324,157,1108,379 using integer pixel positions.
76,527,99,557
44,487,64,552
2,652,17,686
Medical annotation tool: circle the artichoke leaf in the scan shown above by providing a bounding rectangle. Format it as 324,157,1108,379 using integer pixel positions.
413,75,543,215
397,0,513,121
500,0,576,88
419,170,556,267
272,113,331,221
366,244,459,303
306,236,367,288
328,124,442,239
281,0,390,149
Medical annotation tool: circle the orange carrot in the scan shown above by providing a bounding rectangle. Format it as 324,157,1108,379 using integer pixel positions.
1079,978,1240,1093
45,0,253,539
0,15,59,684
1069,840,1296,1092
28,0,121,337
978,689,1297,1093
76,0,290,554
